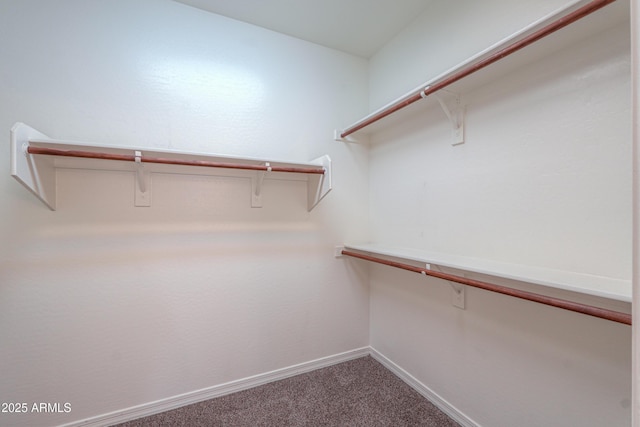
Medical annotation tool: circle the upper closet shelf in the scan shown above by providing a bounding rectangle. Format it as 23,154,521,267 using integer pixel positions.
10,122,332,211
342,243,631,303
335,0,623,140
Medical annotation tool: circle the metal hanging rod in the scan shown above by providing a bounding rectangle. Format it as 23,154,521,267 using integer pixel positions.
26,146,326,175
339,0,617,139
341,249,631,325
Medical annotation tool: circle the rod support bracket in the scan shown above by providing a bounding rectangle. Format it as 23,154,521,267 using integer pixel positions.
134,150,151,207
334,129,359,143
307,155,332,211
451,284,466,309
434,90,465,146
251,162,270,208
134,151,146,192
432,264,466,310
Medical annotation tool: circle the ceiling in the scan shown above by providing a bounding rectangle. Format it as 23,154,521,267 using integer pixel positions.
173,0,434,58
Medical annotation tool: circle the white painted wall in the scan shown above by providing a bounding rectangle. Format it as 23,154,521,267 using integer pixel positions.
367,0,632,426
0,1,370,426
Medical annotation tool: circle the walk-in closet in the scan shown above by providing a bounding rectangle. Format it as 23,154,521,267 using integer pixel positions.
0,0,636,426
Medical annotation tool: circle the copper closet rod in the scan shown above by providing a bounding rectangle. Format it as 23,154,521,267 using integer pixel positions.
27,146,326,175
340,0,617,138
341,250,631,325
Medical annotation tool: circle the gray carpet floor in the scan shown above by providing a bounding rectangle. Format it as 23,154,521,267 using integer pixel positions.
112,356,461,426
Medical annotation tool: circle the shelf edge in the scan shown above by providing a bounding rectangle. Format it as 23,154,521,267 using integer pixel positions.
344,243,631,303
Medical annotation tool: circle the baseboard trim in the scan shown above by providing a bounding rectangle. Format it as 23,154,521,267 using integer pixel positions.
60,347,370,427
369,347,479,427
61,346,477,427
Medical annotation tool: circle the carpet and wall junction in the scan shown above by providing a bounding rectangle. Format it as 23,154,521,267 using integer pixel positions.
113,356,460,426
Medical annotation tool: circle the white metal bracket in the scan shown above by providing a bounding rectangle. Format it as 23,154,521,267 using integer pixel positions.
431,263,466,309
307,155,332,211
134,151,151,207
251,162,271,208
10,122,56,210
451,282,466,309
334,246,345,258
334,129,359,143
434,90,465,146
134,151,145,192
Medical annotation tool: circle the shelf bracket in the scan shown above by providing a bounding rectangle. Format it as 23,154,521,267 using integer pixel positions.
134,151,151,207
334,129,359,143
307,155,332,211
428,263,466,309
134,151,146,193
251,162,270,208
434,90,465,146
451,282,466,309
10,122,56,210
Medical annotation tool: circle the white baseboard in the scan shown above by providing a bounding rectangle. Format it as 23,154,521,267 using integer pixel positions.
369,347,479,427
60,347,370,427
60,346,477,427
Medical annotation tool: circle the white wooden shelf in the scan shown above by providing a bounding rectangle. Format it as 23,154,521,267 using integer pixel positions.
10,122,332,211
336,0,627,141
342,243,631,303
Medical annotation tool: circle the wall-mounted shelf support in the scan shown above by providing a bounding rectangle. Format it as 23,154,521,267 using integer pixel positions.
10,123,56,209
133,151,152,206
333,129,359,144
307,155,332,211
134,160,151,208
433,90,465,146
134,151,146,192
10,123,332,212
429,263,466,309
451,284,466,309
251,162,271,208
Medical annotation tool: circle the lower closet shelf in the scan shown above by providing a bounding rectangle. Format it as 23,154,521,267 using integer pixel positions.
339,243,631,325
